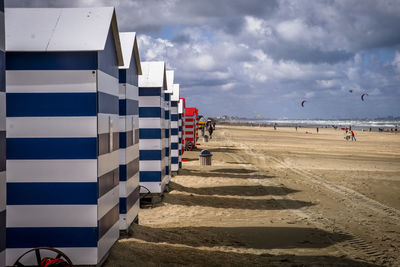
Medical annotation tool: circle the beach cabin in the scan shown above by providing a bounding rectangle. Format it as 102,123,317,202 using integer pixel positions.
5,7,123,265
0,1,5,265
184,107,197,149
170,84,180,174
178,98,186,166
138,62,167,194
118,32,141,231
164,70,174,182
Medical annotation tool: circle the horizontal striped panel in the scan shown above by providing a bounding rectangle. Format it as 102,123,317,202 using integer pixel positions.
171,101,178,107
98,92,119,115
119,131,133,148
7,117,97,138
98,186,119,220
7,205,97,227
98,204,119,240
164,110,170,118
139,128,161,139
185,124,194,129
120,144,139,165
6,51,97,71
119,199,139,230
139,160,163,171
171,150,179,157
185,131,194,135
98,113,119,135
140,171,162,182
0,93,5,130
171,129,179,135
119,158,139,182
0,132,4,172
6,93,97,117
139,181,165,194
126,84,139,101
139,87,161,96
0,172,5,209
97,70,119,97
138,96,160,107
139,107,161,118
98,150,119,177
185,137,194,141
171,157,179,164
140,150,162,160
171,136,179,143
119,186,140,214
98,168,119,198
6,227,98,248
171,143,179,149
6,70,97,93
7,160,97,183
165,148,170,157
7,138,97,159
7,182,97,205
10,138,93,162
0,210,4,252
139,118,161,129
97,221,119,263
119,99,138,116
119,172,139,198
171,114,179,121
98,132,119,156
139,138,162,150
185,118,194,122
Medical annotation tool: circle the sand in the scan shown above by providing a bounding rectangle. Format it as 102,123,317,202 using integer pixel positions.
104,125,400,266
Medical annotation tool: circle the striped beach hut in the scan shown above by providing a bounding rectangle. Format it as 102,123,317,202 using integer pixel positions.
170,84,180,174
118,32,141,231
195,108,199,143
5,7,123,265
164,70,174,183
0,1,5,265
138,62,167,194
184,107,197,150
178,98,185,166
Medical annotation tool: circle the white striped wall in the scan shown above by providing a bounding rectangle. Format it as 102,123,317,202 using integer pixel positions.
178,114,183,168
139,88,166,194
0,2,5,264
170,103,179,172
118,79,139,231
164,93,171,182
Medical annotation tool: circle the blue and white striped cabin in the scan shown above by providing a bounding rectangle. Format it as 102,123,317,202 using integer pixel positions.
0,1,5,265
170,84,180,173
178,99,184,168
164,70,174,181
118,32,141,231
138,62,167,194
5,7,123,266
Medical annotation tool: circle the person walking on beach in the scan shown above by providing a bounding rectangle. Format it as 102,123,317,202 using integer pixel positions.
316,127,319,133
208,124,214,139
351,130,356,141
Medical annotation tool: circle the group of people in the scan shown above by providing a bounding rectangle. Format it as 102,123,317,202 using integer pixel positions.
205,120,216,138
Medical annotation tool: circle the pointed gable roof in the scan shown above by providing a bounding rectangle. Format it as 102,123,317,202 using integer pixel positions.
6,7,123,65
119,32,142,74
139,61,166,88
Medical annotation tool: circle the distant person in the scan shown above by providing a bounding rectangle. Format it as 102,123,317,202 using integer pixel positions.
274,123,277,130
316,127,319,133
295,126,298,131
212,121,216,130
351,130,356,141
369,127,372,132
208,125,214,139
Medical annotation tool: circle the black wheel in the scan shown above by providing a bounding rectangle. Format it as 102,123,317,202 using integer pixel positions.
184,140,194,151
13,247,73,267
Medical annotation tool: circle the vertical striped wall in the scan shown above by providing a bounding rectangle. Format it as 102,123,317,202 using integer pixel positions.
170,101,179,172
164,93,171,183
0,1,5,265
139,87,166,194
5,28,119,266
195,113,199,143
118,68,140,231
178,114,182,168
184,110,196,147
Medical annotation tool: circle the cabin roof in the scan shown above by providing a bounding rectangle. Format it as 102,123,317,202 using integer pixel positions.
119,32,142,74
165,70,174,94
6,7,123,65
171,84,180,101
139,61,166,88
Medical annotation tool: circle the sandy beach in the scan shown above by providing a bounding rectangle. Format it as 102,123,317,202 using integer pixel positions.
104,125,400,266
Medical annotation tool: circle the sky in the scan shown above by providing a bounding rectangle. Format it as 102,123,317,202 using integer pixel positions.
7,0,400,119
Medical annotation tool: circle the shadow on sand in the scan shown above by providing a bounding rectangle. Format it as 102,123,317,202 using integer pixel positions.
105,225,377,267
162,193,313,210
169,182,299,197
178,168,275,179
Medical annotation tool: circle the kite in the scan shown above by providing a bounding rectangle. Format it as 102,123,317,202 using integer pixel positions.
361,93,368,101
301,100,307,107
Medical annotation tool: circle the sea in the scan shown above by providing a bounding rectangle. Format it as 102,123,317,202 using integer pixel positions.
220,119,400,131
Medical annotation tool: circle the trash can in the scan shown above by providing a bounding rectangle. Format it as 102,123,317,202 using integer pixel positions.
203,135,209,142
199,149,213,166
